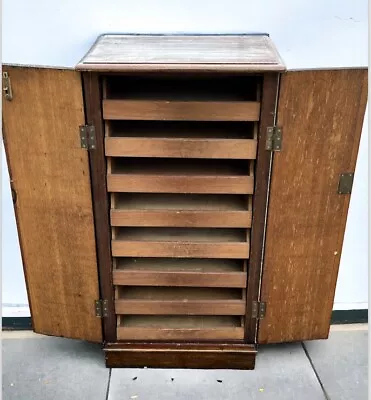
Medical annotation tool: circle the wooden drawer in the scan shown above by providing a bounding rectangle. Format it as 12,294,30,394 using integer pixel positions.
112,241,249,259
111,228,250,259
113,258,247,288
108,159,254,194
116,299,245,315
116,287,245,316
102,75,261,123
113,270,247,288
117,316,245,341
103,99,261,121
108,174,254,194
105,137,257,159
110,193,253,228
111,209,252,228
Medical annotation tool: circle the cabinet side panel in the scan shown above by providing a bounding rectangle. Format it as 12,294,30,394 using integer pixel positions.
245,73,279,342
259,69,367,343
2,66,102,342
82,72,116,342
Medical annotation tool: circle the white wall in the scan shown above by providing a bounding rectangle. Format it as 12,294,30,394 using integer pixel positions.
334,105,368,310
2,147,30,317
2,0,368,315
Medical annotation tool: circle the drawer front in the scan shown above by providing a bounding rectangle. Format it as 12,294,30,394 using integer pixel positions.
103,100,261,121
105,137,257,159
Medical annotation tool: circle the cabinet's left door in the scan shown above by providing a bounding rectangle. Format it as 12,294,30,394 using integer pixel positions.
2,66,103,342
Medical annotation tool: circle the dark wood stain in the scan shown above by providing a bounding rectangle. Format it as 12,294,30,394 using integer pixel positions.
104,343,256,369
245,73,279,342
82,72,116,342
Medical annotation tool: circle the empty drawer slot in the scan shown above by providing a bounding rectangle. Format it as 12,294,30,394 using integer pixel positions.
115,227,247,242
113,194,249,211
116,258,244,272
107,120,255,139
111,158,251,176
118,286,243,300
104,75,261,101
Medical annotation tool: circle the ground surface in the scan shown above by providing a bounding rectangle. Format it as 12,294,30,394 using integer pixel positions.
2,324,367,400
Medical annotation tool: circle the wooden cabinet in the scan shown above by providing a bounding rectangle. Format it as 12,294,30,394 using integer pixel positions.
2,35,367,369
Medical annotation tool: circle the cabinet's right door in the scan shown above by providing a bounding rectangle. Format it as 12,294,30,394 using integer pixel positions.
258,69,367,343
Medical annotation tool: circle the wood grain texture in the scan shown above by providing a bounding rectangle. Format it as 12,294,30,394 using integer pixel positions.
115,299,245,315
77,63,285,73
104,343,256,369
113,270,246,287
245,73,279,342
258,69,368,344
107,174,254,194
77,34,285,73
103,100,261,121
2,66,102,342
110,209,252,228
82,72,117,342
111,241,249,259
116,315,243,341
116,327,245,341
105,137,257,159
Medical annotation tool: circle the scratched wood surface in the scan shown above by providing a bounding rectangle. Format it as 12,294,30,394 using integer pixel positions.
77,35,285,72
2,66,102,342
258,69,367,343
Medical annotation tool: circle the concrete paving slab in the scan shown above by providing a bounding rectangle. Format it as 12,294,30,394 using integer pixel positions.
304,330,368,400
2,336,109,400
108,343,325,400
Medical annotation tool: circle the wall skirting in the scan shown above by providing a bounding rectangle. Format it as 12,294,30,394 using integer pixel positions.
331,309,368,325
2,310,368,331
2,317,32,330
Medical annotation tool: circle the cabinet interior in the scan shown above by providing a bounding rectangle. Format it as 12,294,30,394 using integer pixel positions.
103,73,261,341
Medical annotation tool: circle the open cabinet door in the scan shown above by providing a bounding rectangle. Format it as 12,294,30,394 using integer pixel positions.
2,66,102,342
259,69,367,343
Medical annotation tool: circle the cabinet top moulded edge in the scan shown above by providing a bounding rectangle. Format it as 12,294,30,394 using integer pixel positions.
76,34,286,73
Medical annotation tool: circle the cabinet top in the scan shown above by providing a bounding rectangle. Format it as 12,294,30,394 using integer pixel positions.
76,34,285,73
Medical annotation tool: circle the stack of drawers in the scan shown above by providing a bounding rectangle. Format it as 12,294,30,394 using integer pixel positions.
103,74,261,341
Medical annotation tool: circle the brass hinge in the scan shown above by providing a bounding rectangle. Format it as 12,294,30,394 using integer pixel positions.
252,301,266,319
266,126,282,151
338,173,354,194
79,125,96,150
3,72,13,101
95,299,108,317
